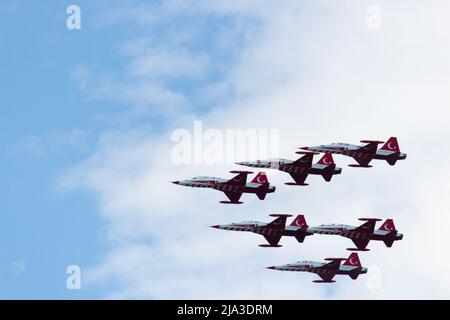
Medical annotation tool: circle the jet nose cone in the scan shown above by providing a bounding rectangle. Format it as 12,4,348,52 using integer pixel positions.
299,146,309,150
235,161,246,165
266,266,276,270
171,181,180,184
210,225,220,229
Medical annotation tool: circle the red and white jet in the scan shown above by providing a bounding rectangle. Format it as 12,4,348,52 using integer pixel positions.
172,171,275,204
236,152,341,186
267,252,367,283
211,214,311,247
309,217,403,251
301,136,407,167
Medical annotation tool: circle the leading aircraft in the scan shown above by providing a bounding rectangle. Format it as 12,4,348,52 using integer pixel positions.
211,214,311,247
172,171,275,204
309,217,403,251
267,252,367,283
300,136,407,167
236,152,341,186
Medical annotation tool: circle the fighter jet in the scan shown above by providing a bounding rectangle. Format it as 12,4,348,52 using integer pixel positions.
211,214,311,247
236,152,341,186
267,252,367,283
300,136,407,167
172,171,275,204
309,217,403,251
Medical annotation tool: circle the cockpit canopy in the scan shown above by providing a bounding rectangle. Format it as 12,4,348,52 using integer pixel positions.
238,221,260,224
319,223,353,228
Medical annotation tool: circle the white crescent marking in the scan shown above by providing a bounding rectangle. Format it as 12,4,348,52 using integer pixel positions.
388,142,396,150
384,224,393,231
322,157,331,165
349,257,357,265
256,175,265,183
295,219,304,227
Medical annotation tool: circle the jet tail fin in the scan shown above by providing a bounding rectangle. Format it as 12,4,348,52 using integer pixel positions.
343,253,362,267
380,137,400,152
251,171,269,185
378,219,397,232
289,215,308,228
317,153,334,165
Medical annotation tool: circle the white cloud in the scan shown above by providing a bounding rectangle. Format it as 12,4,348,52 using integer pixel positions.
65,1,450,298
121,39,210,79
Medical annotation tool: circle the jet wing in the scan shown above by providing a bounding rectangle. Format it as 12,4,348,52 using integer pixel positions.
262,234,282,247
223,191,243,203
266,215,288,229
226,171,252,186
358,140,383,154
288,173,308,185
351,238,370,250
314,259,342,282
352,156,372,167
292,152,314,167
354,219,378,233
316,272,336,282
319,258,344,270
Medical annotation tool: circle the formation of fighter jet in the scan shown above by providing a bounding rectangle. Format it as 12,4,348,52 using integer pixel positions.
212,214,403,251
173,136,406,283
301,136,406,167
172,171,275,204
267,252,367,283
236,152,341,186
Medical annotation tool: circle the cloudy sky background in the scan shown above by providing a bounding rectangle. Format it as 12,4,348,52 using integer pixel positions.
1,0,450,299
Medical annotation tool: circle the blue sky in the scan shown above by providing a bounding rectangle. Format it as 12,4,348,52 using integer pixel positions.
1,1,450,299
0,1,115,299
0,0,261,299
